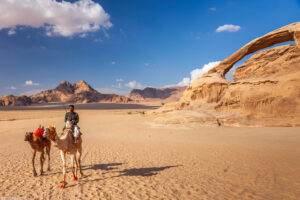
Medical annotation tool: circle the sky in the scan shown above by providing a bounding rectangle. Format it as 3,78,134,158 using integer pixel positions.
0,0,299,96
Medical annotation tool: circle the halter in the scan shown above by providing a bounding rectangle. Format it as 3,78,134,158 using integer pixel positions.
47,126,57,141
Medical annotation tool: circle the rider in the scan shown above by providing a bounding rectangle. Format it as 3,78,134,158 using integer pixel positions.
65,105,80,144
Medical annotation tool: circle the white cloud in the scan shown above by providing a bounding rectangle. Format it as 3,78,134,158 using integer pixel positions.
210,7,216,11
21,89,43,96
116,78,124,82
111,61,116,65
8,29,16,35
125,80,143,89
97,88,130,96
177,78,191,87
9,86,17,90
0,0,112,37
144,63,149,66
177,61,220,86
94,38,103,43
25,80,40,86
216,24,241,32
79,33,87,38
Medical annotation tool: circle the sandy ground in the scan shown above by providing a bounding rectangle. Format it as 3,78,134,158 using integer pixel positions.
0,109,300,200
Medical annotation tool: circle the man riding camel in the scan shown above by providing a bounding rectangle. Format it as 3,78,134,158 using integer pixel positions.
64,105,80,144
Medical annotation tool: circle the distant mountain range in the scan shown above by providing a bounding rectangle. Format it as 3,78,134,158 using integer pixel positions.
0,81,187,106
127,86,186,103
0,80,131,106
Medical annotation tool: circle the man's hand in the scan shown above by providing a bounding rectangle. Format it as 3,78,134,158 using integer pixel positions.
72,120,76,123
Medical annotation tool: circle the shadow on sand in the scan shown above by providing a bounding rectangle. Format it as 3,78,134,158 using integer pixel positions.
115,165,181,177
82,162,124,171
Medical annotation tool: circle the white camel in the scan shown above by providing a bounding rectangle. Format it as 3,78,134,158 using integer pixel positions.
44,126,83,188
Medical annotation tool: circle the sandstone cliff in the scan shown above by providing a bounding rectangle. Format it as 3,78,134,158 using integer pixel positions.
152,22,300,127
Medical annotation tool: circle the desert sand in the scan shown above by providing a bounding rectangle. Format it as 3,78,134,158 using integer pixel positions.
0,107,300,200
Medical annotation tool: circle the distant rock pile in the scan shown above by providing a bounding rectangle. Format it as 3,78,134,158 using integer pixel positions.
127,86,186,103
0,80,131,106
152,22,300,127
0,95,32,106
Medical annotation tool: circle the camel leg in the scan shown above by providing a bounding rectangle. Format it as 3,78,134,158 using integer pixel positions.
40,151,44,175
74,154,79,179
60,150,66,188
32,150,37,177
71,154,78,181
78,146,84,177
46,145,51,171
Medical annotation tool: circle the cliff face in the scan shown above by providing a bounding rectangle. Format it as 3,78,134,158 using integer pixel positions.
153,22,300,127
127,86,186,102
0,80,131,106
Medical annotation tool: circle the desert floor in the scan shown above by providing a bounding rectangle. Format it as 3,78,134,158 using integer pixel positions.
0,107,300,200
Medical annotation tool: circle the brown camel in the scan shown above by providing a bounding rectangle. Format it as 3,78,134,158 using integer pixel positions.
44,126,83,188
24,131,51,176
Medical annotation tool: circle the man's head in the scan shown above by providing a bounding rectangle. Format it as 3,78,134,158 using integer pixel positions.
69,105,75,112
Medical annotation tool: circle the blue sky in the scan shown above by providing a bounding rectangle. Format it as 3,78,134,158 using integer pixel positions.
0,0,299,96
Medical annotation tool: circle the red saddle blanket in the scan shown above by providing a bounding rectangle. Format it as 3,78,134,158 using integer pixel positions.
34,128,44,140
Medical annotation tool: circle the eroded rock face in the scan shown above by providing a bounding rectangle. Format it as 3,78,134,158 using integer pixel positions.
0,95,32,106
153,22,300,127
30,80,131,104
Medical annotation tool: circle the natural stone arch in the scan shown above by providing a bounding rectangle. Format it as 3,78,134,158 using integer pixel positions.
208,22,300,78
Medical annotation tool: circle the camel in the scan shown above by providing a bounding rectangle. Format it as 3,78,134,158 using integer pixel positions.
44,126,83,188
24,131,51,176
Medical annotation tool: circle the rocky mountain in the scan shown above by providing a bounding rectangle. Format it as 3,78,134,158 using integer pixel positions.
127,86,186,103
0,95,32,106
0,80,131,106
152,22,300,127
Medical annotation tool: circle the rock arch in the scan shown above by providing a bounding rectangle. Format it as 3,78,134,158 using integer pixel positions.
208,22,300,77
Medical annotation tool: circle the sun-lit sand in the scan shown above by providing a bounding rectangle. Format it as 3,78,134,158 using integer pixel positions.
0,107,300,199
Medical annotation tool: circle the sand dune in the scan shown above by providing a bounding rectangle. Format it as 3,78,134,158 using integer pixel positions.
0,109,300,199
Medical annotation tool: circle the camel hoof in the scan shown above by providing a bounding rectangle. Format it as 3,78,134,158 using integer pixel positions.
60,182,66,188
33,172,37,177
72,176,78,181
48,168,51,171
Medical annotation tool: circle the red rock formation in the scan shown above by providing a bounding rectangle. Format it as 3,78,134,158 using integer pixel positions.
153,22,300,127
30,80,131,104
0,80,131,106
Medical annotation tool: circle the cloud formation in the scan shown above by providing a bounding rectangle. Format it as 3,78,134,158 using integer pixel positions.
9,86,17,90
216,24,241,32
8,29,16,35
125,80,143,89
177,61,220,86
25,80,40,86
0,0,112,37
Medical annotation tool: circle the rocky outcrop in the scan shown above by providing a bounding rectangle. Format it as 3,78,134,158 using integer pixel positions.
0,80,131,106
127,86,186,102
153,22,300,127
0,95,32,106
31,80,131,104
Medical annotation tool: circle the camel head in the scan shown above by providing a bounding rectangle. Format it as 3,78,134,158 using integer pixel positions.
24,132,33,141
44,126,57,141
